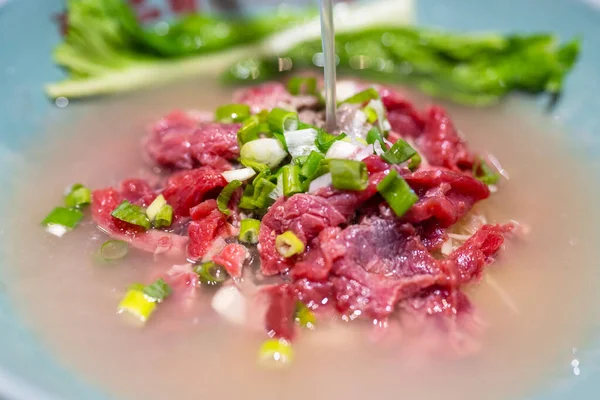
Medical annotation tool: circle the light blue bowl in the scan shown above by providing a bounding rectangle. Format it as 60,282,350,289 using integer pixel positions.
1,0,599,399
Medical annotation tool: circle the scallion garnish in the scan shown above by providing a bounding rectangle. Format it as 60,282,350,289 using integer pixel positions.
257,339,294,368
100,240,129,261
376,169,418,217
240,138,288,169
215,103,250,123
111,200,151,230
275,231,305,258
283,128,319,158
473,157,500,185
42,207,84,230
268,108,299,133
295,301,316,329
252,178,277,208
381,139,417,165
194,261,228,285
142,278,172,302
237,115,260,145
238,184,256,210
146,194,167,222
366,127,387,150
241,159,270,173
287,76,317,95
239,218,261,244
217,180,242,216
222,167,256,183
117,285,157,323
315,129,347,153
408,153,422,171
339,87,379,105
154,204,173,228
64,184,91,209
300,151,325,179
363,105,378,123
282,165,303,197
329,159,369,191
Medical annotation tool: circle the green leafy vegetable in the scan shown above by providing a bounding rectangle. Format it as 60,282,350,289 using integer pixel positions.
46,0,316,99
381,139,417,164
225,28,581,106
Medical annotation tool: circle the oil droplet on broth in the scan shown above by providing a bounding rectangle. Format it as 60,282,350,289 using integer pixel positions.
3,78,599,400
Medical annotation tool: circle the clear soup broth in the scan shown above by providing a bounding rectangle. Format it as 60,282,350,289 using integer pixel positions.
4,78,599,400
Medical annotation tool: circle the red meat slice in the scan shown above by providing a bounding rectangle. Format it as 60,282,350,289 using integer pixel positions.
403,169,490,228
162,167,227,219
233,82,317,113
145,110,240,170
213,243,249,279
258,194,346,276
91,184,187,255
415,106,475,171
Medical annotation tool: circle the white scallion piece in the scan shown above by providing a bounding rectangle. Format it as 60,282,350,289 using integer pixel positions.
240,138,288,169
284,128,319,158
222,167,256,183
211,285,247,325
146,194,167,222
308,173,333,193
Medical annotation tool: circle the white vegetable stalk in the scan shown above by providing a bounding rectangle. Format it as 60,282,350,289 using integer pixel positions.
325,140,370,161
308,173,333,193
222,167,256,183
367,99,392,133
240,138,287,168
284,128,319,158
211,285,247,326
146,194,167,221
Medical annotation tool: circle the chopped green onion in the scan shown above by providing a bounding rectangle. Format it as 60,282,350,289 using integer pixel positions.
293,155,308,166
287,76,317,95
376,169,418,217
238,184,256,210
315,129,347,153
240,138,288,169
257,339,294,368
42,207,84,229
366,127,387,150
408,153,422,171
367,99,391,133
329,159,369,191
241,159,269,173
64,184,91,209
272,132,288,151
142,278,172,302
111,200,151,230
117,286,157,323
269,172,284,200
363,106,378,124
252,178,277,208
282,165,303,197
237,115,260,145
194,261,228,285
239,218,261,244
268,108,299,133
100,240,128,261
473,157,500,185
275,231,305,258
339,87,379,105
300,151,325,179
146,194,167,222
154,204,173,228
215,104,250,123
222,167,256,183
217,180,242,216
295,302,316,329
382,139,417,165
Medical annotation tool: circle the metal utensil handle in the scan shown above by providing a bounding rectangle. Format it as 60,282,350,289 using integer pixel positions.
320,0,337,132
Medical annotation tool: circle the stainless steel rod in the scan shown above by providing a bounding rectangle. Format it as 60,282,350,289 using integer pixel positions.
319,0,337,132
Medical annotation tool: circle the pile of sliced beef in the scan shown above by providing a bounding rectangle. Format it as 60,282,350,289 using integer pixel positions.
92,81,512,342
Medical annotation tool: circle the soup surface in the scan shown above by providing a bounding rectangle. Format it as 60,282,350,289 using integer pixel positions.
3,78,599,400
